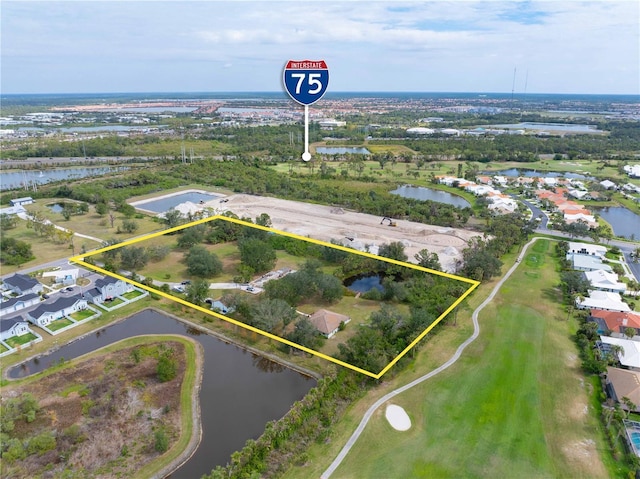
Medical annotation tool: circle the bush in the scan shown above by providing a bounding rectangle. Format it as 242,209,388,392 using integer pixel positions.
157,352,177,382
154,427,169,453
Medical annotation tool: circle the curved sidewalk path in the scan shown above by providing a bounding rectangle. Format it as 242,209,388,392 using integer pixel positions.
321,237,539,479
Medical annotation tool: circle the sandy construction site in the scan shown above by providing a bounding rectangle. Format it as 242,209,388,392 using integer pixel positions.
212,194,480,273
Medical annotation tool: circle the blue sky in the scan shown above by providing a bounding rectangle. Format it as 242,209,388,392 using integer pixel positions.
2,1,638,94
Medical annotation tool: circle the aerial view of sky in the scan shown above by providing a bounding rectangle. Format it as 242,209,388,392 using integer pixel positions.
1,0,638,95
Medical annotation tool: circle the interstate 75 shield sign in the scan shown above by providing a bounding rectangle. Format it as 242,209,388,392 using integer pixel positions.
283,60,329,106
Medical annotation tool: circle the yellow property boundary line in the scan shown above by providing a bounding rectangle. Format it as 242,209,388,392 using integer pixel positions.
70,215,479,378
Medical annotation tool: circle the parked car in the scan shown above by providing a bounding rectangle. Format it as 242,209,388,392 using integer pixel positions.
181,280,191,285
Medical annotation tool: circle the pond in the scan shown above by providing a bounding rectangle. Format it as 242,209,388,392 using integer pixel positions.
344,273,384,293
46,203,64,213
8,309,314,478
0,166,130,191
315,147,371,155
133,191,221,213
391,185,471,208
483,168,593,180
592,206,640,240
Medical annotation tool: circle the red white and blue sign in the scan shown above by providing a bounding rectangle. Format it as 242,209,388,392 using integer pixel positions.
283,60,329,106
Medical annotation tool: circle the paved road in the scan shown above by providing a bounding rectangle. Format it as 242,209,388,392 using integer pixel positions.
320,236,541,479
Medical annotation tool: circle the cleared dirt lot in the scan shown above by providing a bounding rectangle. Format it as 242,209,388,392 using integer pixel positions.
211,194,480,273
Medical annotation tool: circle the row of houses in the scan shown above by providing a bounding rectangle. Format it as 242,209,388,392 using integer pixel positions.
437,176,518,215
536,187,598,228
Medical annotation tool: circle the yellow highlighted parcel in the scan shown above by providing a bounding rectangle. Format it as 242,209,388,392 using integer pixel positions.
70,215,479,378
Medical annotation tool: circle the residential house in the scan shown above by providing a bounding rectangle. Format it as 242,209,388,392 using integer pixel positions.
600,336,640,369
566,254,612,272
576,291,630,312
623,164,640,178
83,276,133,304
42,269,79,285
309,309,351,339
600,179,617,190
584,270,627,293
0,293,41,316
605,367,640,412
568,242,607,258
590,310,640,335
27,295,88,328
2,273,43,296
0,316,31,341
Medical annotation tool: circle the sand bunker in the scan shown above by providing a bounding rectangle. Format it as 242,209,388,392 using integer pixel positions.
385,404,411,431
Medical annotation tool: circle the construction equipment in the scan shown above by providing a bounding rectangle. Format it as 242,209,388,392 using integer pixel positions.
381,217,397,227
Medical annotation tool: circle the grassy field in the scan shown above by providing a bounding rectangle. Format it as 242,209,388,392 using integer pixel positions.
47,318,73,331
283,239,614,479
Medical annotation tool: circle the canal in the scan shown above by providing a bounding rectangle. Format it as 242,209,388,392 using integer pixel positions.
8,309,315,478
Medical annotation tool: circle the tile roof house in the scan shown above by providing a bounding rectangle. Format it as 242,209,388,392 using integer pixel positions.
309,309,350,338
0,316,31,341
606,367,640,411
2,273,43,296
590,310,640,335
0,293,41,316
27,295,88,328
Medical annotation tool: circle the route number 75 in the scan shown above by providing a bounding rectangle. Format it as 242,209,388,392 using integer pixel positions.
290,73,323,95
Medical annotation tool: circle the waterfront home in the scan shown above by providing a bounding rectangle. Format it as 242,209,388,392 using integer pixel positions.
83,276,133,304
0,316,31,341
27,295,88,328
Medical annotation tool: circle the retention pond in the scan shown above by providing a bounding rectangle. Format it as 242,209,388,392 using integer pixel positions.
8,309,315,478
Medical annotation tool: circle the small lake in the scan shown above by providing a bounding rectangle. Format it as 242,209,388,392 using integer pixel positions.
134,191,221,213
483,168,593,180
592,206,640,240
46,203,65,213
8,309,314,478
391,185,471,208
315,147,371,155
344,273,384,293
0,166,130,191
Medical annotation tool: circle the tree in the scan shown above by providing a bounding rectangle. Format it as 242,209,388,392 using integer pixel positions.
378,241,408,262
286,318,323,349
119,219,139,234
625,327,636,339
119,246,149,271
251,298,297,333
0,237,34,265
95,202,108,216
415,249,441,271
177,225,205,248
238,238,276,274
186,245,223,277
156,350,177,382
0,214,17,230
164,209,183,228
185,279,210,306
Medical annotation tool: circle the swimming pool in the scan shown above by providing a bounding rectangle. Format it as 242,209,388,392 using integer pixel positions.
132,191,221,213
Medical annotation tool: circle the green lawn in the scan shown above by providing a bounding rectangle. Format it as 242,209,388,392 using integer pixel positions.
0,343,9,353
69,309,95,321
122,290,144,300
6,333,38,348
47,318,74,331
285,239,612,479
102,298,124,308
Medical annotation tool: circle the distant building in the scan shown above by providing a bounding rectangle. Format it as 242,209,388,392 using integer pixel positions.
9,197,34,207
600,180,617,190
318,119,346,128
406,127,434,135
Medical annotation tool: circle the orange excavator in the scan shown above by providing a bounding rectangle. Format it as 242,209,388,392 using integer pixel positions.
381,217,397,227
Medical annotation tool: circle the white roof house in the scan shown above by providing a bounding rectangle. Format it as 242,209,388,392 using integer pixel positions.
585,270,627,293
566,253,612,272
600,336,640,369
600,179,617,190
568,242,607,258
576,291,631,312
623,164,640,178
406,127,435,135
